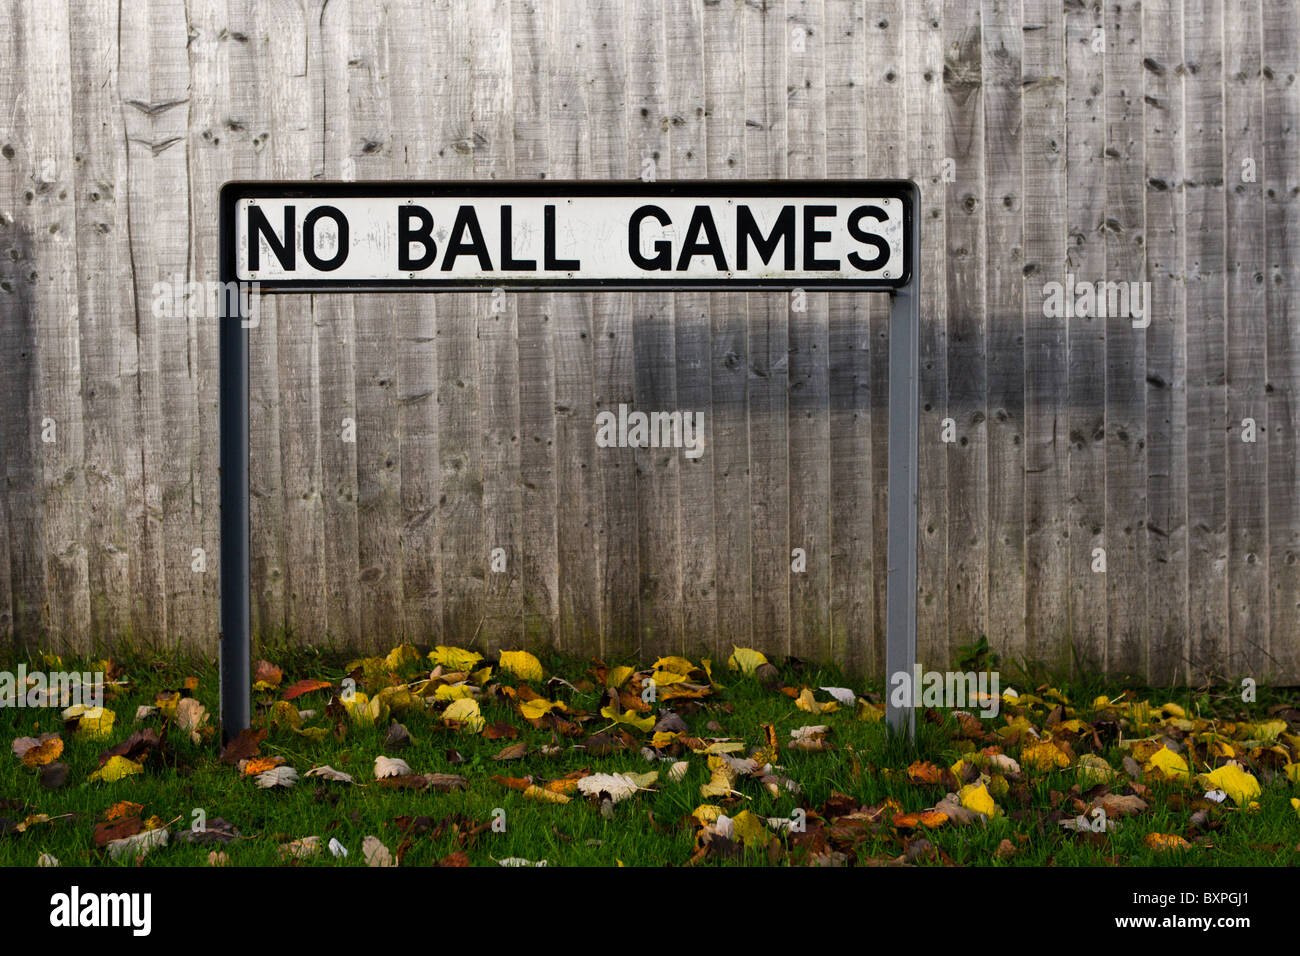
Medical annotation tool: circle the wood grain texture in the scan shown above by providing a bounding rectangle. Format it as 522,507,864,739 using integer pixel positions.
1262,0,1300,682
1140,0,1188,685
1022,0,1069,671
0,0,1291,682
1183,0,1229,681
1064,0,1108,676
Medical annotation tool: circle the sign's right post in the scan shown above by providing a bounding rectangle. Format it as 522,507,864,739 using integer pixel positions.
884,183,921,741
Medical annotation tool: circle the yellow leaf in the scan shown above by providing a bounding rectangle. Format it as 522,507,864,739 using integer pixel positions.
692,804,724,824
700,755,739,798
958,782,998,817
730,810,770,847
727,646,768,675
519,698,556,721
1145,746,1190,780
605,666,634,688
794,687,838,714
1291,797,1299,819
1198,764,1261,807
470,665,494,686
499,650,543,682
90,756,143,783
653,656,696,676
1144,832,1191,852
1283,764,1300,785
1158,702,1186,719
22,737,63,768
383,643,423,672
650,669,691,686
1021,739,1071,772
435,684,474,701
600,705,655,732
856,698,884,723
428,645,484,671
523,784,570,804
443,698,485,733
75,707,116,740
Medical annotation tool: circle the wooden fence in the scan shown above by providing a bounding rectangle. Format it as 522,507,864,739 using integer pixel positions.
0,0,1296,683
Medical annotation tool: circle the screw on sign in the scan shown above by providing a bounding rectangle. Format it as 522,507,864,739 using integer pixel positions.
217,181,921,742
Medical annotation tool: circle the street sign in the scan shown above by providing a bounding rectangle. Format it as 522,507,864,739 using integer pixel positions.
216,180,920,743
222,181,912,291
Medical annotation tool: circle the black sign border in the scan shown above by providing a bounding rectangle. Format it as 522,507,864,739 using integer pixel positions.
219,179,915,292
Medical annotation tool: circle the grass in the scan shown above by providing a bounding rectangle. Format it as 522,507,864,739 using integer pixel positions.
1,643,1297,867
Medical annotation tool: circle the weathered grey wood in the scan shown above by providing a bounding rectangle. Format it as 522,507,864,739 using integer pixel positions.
346,0,405,651
547,0,602,655
904,0,947,674
264,0,325,646
666,0,716,658
435,0,485,646
24,0,90,653
981,0,1025,664
744,0,790,656
1103,0,1147,677
1223,0,1268,680
1184,0,1229,681
0,0,42,649
588,0,639,661
471,0,525,652
384,0,442,648
702,0,751,661
313,0,363,648
69,0,135,644
1064,0,1107,674
0,0,1294,683
826,0,875,674
785,0,831,663
944,3,988,658
1022,0,1070,671
1140,0,1188,685
1262,0,1300,682
511,0,559,647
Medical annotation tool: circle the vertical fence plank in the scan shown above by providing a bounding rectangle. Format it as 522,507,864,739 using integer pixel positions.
1263,0,1300,683
511,0,559,647
943,0,988,659
981,0,1025,664
1064,0,1107,675
1141,0,1188,685
826,0,875,674
314,0,363,648
383,0,443,648
744,0,790,656
265,1,325,646
1223,0,1268,679
905,0,948,672
1022,0,1070,671
548,0,601,654
0,0,45,650
665,0,715,660
1183,0,1229,681
626,0,683,661
1102,0,1147,677
702,0,751,661
22,0,91,654
588,0,639,661
470,0,524,652
69,0,135,646
786,0,831,663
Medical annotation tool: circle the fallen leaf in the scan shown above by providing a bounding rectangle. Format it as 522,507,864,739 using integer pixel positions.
89,755,143,783
374,755,413,779
255,766,298,789
1144,832,1191,852
305,765,354,784
499,650,544,682
363,835,396,867
727,646,768,675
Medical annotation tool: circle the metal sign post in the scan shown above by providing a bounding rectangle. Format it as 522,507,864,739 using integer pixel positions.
217,180,920,744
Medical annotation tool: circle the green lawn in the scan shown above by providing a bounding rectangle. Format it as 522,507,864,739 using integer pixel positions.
1,642,1297,867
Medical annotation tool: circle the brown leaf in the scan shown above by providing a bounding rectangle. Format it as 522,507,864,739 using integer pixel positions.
253,660,283,687
93,816,143,849
483,722,520,741
39,763,69,789
282,679,333,702
493,742,529,761
219,727,266,765
22,736,63,768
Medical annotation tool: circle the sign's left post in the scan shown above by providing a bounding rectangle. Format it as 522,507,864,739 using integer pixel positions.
218,190,251,745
